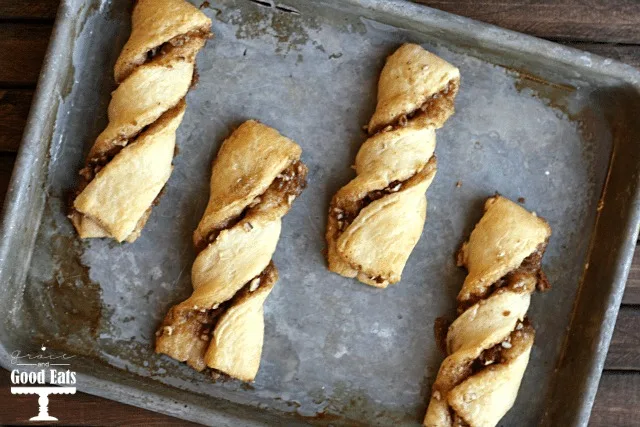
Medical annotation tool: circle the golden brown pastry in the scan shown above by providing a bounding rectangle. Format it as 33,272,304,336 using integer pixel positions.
326,44,460,287
156,121,308,381
424,196,552,427
70,0,212,242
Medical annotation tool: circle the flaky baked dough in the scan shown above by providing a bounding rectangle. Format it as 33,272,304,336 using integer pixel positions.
326,44,459,287
368,44,460,135
156,121,307,382
70,0,211,242
424,196,552,427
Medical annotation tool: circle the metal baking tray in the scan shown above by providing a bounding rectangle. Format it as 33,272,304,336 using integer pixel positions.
1,0,639,425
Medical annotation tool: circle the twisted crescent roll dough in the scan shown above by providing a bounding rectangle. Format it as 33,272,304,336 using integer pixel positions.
326,44,460,287
424,196,552,427
156,121,308,381
70,0,211,242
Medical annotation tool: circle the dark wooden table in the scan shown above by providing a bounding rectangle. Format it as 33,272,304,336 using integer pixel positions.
0,1,639,425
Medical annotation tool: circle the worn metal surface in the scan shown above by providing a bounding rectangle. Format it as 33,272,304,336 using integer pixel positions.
0,0,639,426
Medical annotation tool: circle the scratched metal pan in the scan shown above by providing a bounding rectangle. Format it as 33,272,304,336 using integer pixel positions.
0,0,639,425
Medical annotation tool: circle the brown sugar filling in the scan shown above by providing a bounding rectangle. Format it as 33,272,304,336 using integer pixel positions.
144,29,211,64
331,179,404,233
198,160,308,252
76,144,128,193
399,80,457,126
445,320,535,427
371,79,459,135
156,261,278,344
457,241,550,314
434,316,451,355
156,262,279,376
330,154,437,238
471,320,535,374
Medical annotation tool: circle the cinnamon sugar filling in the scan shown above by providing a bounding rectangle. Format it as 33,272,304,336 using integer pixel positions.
144,29,211,64
435,320,535,427
156,261,278,345
457,241,550,314
330,155,436,238
331,179,404,233
198,161,308,252
372,79,459,135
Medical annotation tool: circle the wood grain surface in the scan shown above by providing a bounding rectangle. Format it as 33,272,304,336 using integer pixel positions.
413,0,640,43
0,0,638,425
0,0,58,20
0,24,51,86
0,90,33,152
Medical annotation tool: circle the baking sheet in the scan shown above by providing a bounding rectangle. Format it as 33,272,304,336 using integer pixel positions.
1,0,640,426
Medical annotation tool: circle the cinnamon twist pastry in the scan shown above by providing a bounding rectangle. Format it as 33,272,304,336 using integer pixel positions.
424,196,551,427
156,121,308,381
70,0,211,242
326,44,460,287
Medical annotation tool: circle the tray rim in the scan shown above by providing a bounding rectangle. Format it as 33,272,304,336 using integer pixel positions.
0,0,639,425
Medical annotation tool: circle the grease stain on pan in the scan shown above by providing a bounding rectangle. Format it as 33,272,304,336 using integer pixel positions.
509,68,578,120
23,200,103,358
297,382,418,425
215,0,323,55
